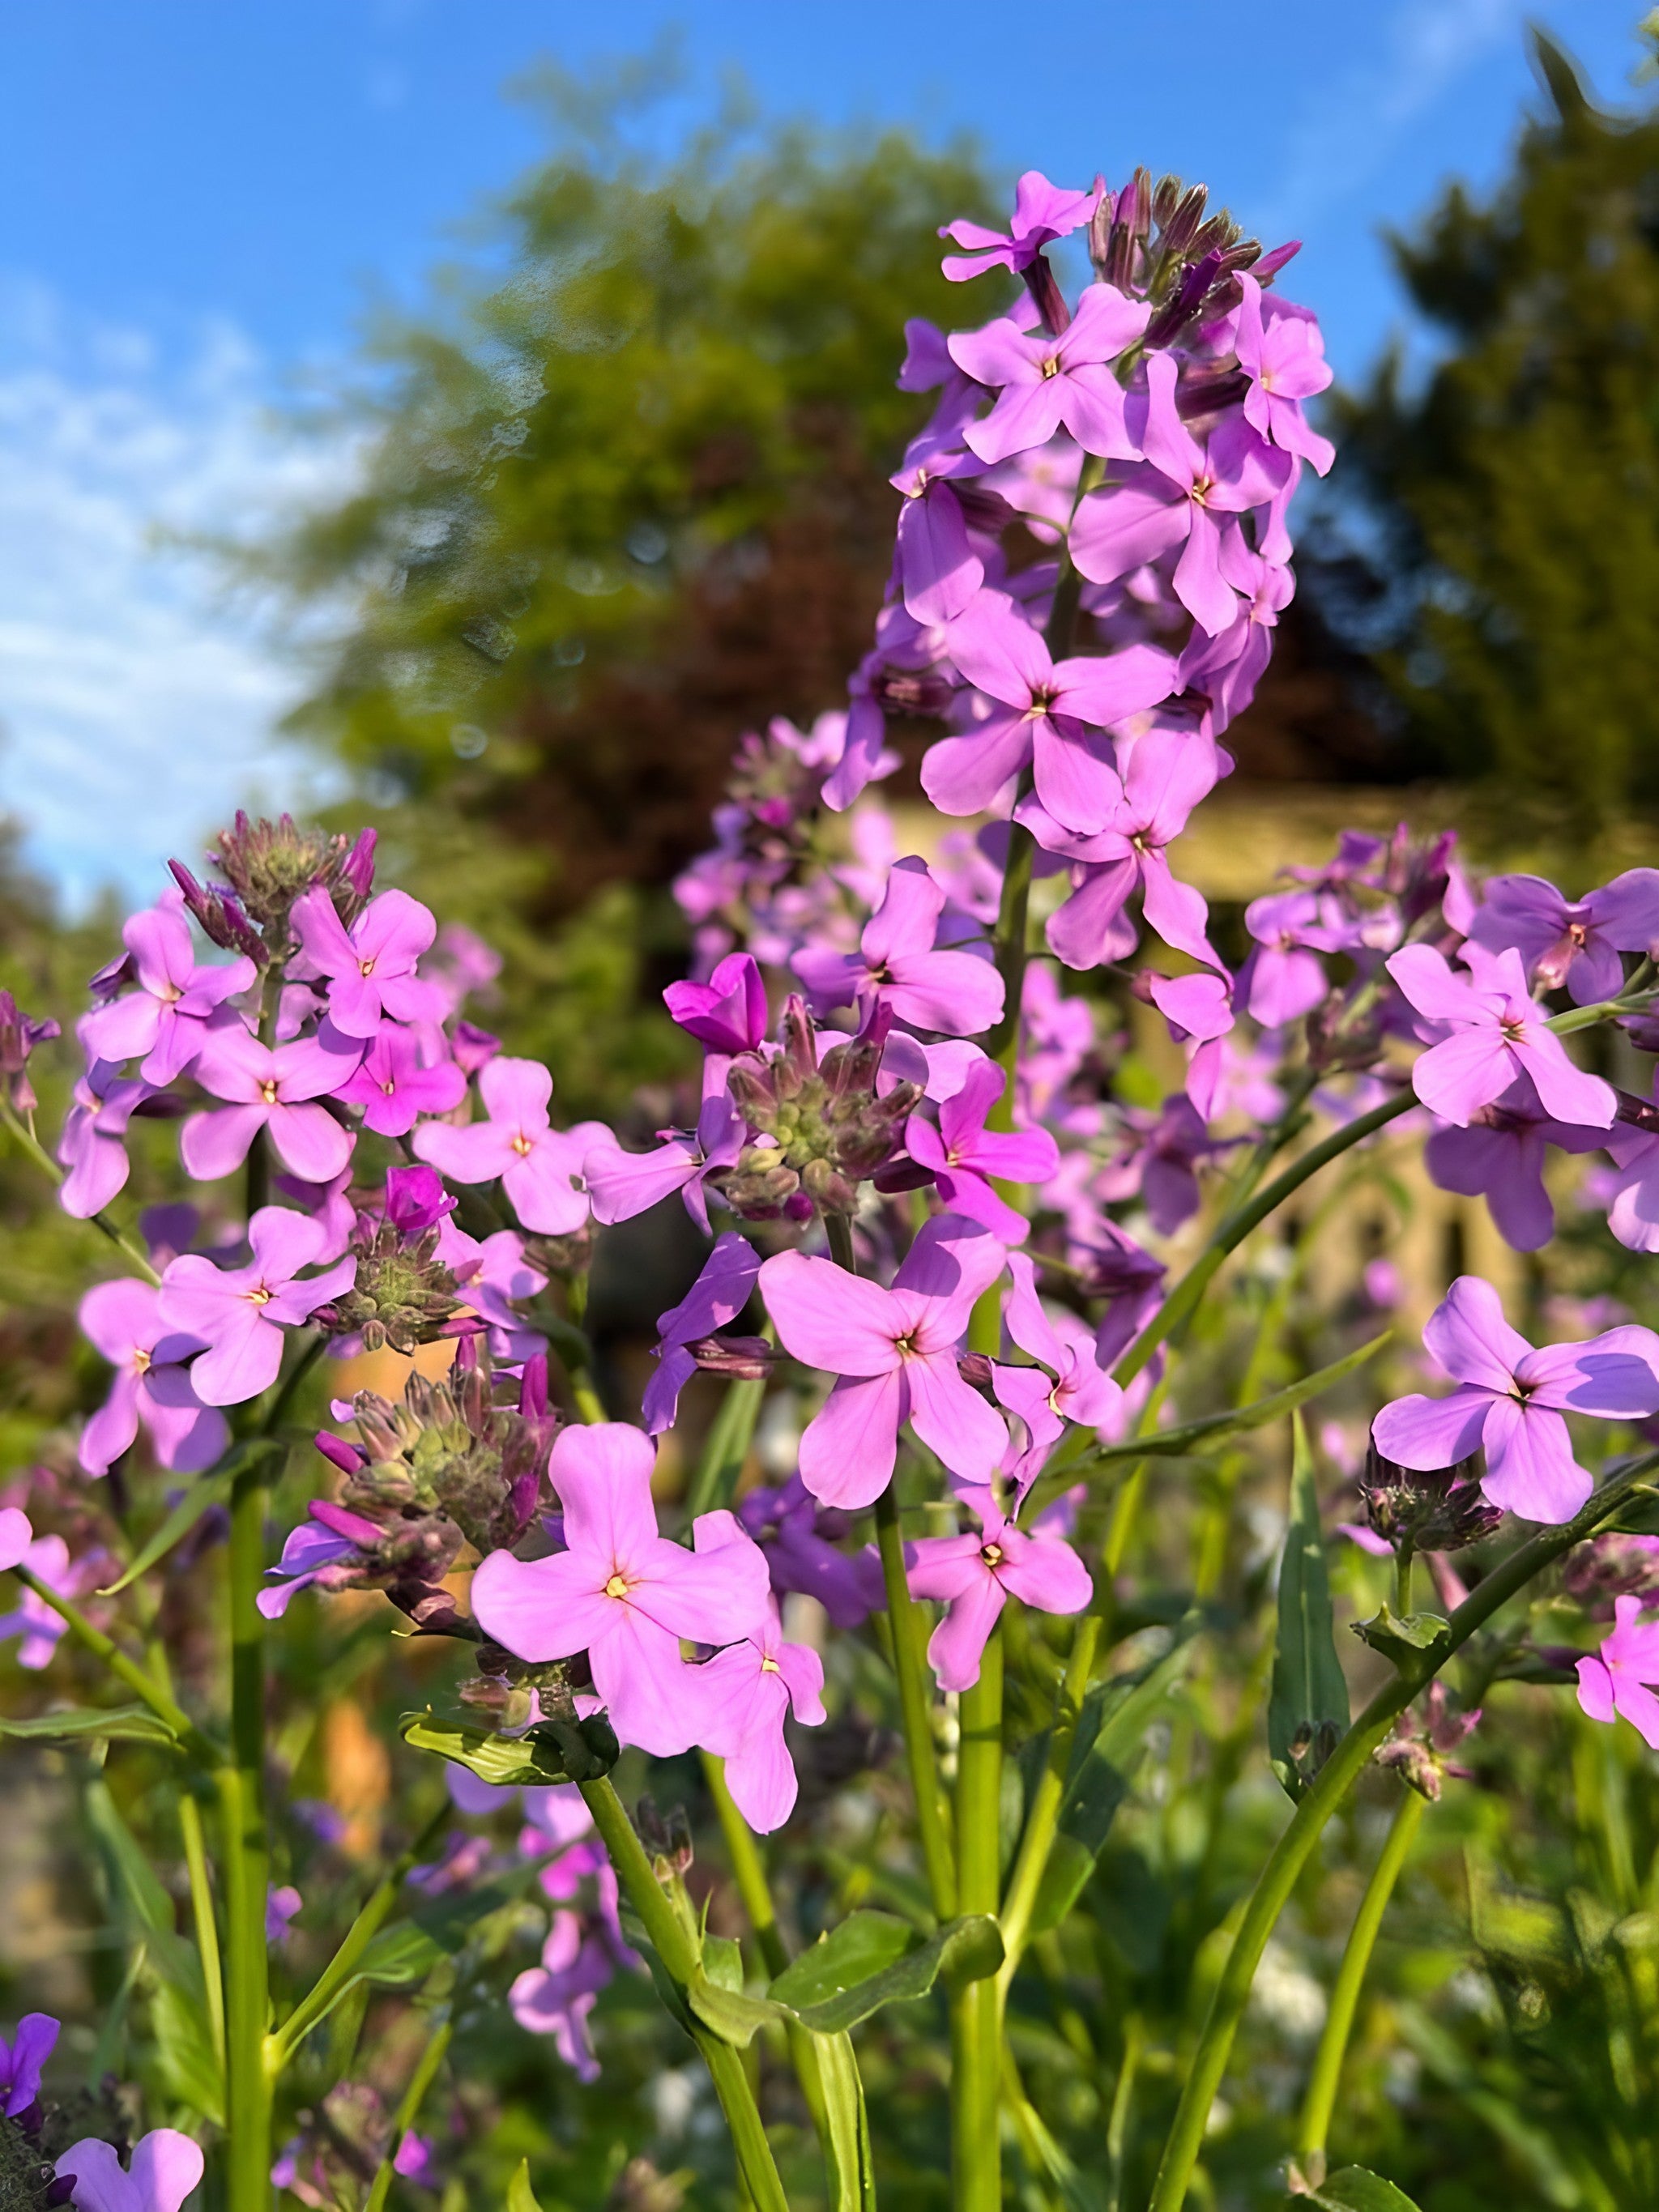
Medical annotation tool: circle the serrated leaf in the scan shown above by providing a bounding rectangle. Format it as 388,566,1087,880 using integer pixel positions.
1269,1413,1350,1802
1351,1604,1451,1668
1307,2167,1422,2211
506,2159,545,2212
0,1704,177,1747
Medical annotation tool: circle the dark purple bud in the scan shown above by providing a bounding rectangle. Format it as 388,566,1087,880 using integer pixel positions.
957,1352,996,1390
1021,254,1071,337
518,1353,550,1421
0,991,59,1113
687,1332,778,1380
168,858,267,965
339,826,377,905
383,1162,456,1238
1619,1014,1659,1054
451,1020,501,1075
309,1497,384,1547
872,1155,937,1195
87,949,132,1000
1615,1087,1659,1134
870,664,956,718
1254,238,1302,284
314,1431,366,1478
1145,249,1225,349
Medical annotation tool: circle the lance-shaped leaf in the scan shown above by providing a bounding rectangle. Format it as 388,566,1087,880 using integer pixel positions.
1302,2170,1423,2212
684,1372,766,1516
99,1441,280,1596
507,2162,546,2212
1268,1412,1350,1801
0,1703,179,1747
688,1912,1003,2046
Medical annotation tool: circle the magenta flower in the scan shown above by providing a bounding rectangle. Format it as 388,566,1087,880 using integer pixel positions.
736,1477,885,1628
55,2132,204,2212
1098,1093,1231,1236
939,170,1101,282
1070,352,1290,635
80,902,256,1084
266,1885,303,1942
77,1278,229,1477
904,1053,1060,1243
0,992,59,1114
290,884,445,1038
663,953,768,1056
1029,730,1224,972
413,1057,603,1235
642,1232,762,1434
182,1026,362,1185
923,589,1176,831
791,857,1005,1037
1235,890,1349,1029
891,458,986,626
906,1491,1092,1692
1424,1079,1606,1253
1233,275,1335,475
759,1213,1009,1508
1371,1275,1659,1524
1387,943,1616,1130
334,1023,466,1137
383,1161,456,1237
0,1511,32,1575
1178,541,1295,731
1576,1593,1659,1747
583,1093,746,1235
949,283,1151,465
157,1206,357,1408
0,1530,100,1669
57,1063,153,1219
0,2011,57,2120
256,1500,382,1620
471,1423,771,1757
992,1250,1124,1459
1465,868,1659,1005
695,1584,826,1832
436,1221,549,1366
510,1911,615,2081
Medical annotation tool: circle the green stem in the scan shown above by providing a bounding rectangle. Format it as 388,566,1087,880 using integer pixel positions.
950,1625,1003,2212
825,1212,858,1273
363,2017,453,2212
997,1613,1100,1984
873,1482,957,1920
1395,1543,1415,1618
0,1103,161,1284
224,1456,272,2212
579,1775,789,2212
10,1566,220,1763
1145,1447,1659,2212
1106,2013,1144,2212
1294,1785,1427,2182
178,1791,228,2081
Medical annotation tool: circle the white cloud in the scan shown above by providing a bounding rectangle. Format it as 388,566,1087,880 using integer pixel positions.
0,280,356,912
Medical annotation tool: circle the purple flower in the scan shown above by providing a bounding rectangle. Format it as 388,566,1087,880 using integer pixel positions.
157,1206,358,1408
948,283,1151,465
0,2011,57,2120
1423,1079,1606,1253
0,992,59,1114
992,1250,1124,1460
1177,543,1295,731
939,170,1102,282
80,902,256,1085
435,1221,548,1365
791,856,1005,1038
1233,275,1335,475
471,1423,770,1757
333,1024,466,1137
890,459,986,627
290,884,446,1038
57,1062,153,1219
1576,1593,1659,1746
1371,1275,1659,1524
1387,943,1616,1130
182,1026,362,1186
906,1490,1092,1691
1235,890,1348,1029
1098,1093,1229,1237
1465,869,1659,1005
413,1058,603,1236
583,1093,746,1235
1070,352,1291,635
510,1911,616,2081
383,1163,456,1238
759,1213,1009,1508
55,2132,204,2212
257,1501,382,1620
266,1885,302,1942
0,1530,96,1669
695,1585,826,1831
393,2134,435,2184
1030,730,1223,972
736,1477,885,1628
77,1278,229,1477
923,590,1175,832
663,953,768,1056
903,1053,1060,1243
642,1233,762,1434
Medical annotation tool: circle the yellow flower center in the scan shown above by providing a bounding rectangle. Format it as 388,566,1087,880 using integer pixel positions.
511,1132,535,1157
760,1656,781,1674
358,957,376,977
132,1348,151,1374
258,1079,279,1105
604,1574,629,1600
246,1287,273,1306
981,1542,1004,1567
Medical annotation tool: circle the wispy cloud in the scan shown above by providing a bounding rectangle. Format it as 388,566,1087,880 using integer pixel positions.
1259,0,1531,240
0,279,354,911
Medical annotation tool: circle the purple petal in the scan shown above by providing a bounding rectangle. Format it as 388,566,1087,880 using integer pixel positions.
549,1423,661,1566
926,1570,1007,1693
1478,1396,1591,1524
1422,1276,1533,1392
1371,1387,1493,1470
798,1371,904,1508
760,1251,900,1376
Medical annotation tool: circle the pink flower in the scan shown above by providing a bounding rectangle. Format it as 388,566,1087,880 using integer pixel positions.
663,953,768,1056
1233,275,1335,475
0,1532,97,1669
182,1026,363,1185
949,283,1151,465
791,856,1005,1038
290,884,446,1038
759,1213,1009,1508
1576,1593,1659,1746
157,1207,358,1408
923,590,1176,833
904,1053,1060,1243
510,1911,615,2081
436,1221,549,1366
77,1278,229,1477
642,1232,762,1434
991,1250,1124,1462
57,1063,154,1219
906,1491,1092,1691
583,1093,746,1236
333,1023,466,1136
1387,942,1616,1130
1465,867,1659,1005
55,2131,204,2212
695,1584,826,1832
471,1423,771,1757
939,170,1102,282
413,1057,604,1235
1371,1275,1659,1524
79,901,256,1084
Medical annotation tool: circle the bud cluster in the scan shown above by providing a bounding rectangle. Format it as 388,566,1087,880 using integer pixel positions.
169,812,377,965
717,999,919,1219
313,1210,469,1356
1357,1443,1503,1555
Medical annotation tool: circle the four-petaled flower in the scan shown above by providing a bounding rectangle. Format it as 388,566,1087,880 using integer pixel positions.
1387,942,1616,1130
414,1056,604,1235
80,901,255,1084
1576,1593,1659,1748
904,1053,1060,1243
992,1249,1124,1464
334,1022,466,1136
182,1026,362,1185
938,169,1102,281
157,1206,358,1407
906,1490,1092,1691
76,1277,228,1477
792,856,1006,1038
290,884,446,1038
949,283,1151,465
1465,868,1659,1006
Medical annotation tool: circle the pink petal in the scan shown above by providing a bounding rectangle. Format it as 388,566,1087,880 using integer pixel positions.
965,377,1068,464
549,1423,661,1566
1610,1674,1659,1749
798,1370,905,1508
1519,1325,1659,1419
412,1117,517,1184
638,1524,770,1644
471,1548,618,1663
1370,1387,1493,1471
1509,1032,1615,1129
904,1351,1007,1484
1410,1029,1515,1127
265,1102,353,1184
1576,1652,1616,1725
723,1699,800,1832
942,590,1052,711
1423,1276,1533,1392
919,710,1034,818
760,1250,901,1375
1385,944,1482,1025
996,1529,1093,1614
179,1103,267,1182
927,1569,1007,1693
589,1606,702,1758
503,1137,591,1234
479,1053,553,1132
894,1212,1009,1337
139,1366,230,1474
582,1135,697,1225
79,1375,142,1475
129,2130,207,2212
885,948,1005,1036
190,1308,281,1408
1478,1396,1591,1524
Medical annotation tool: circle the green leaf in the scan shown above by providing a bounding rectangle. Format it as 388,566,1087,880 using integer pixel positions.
812,2030,876,2212
506,2159,545,2212
769,1911,919,2011
399,1710,586,1788
98,1447,277,1596
701,1932,746,1993
1306,2168,1423,2211
1268,1413,1350,1802
1351,1604,1451,1669
312,1861,552,2025
689,1912,1004,2047
0,1703,178,1747
151,1974,224,2125
684,1371,766,1516
86,1777,175,1936
787,1913,1002,2035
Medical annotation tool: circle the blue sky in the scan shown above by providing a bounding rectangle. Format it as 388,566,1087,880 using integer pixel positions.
0,0,1644,904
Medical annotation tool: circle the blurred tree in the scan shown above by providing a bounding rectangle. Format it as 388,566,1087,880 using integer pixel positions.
1313,28,1659,840
252,57,990,932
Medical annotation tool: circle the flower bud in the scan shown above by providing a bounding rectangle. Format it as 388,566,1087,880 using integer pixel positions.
313,1214,469,1357
686,1333,778,1380
0,992,58,1114
1358,1439,1502,1554
168,859,267,965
